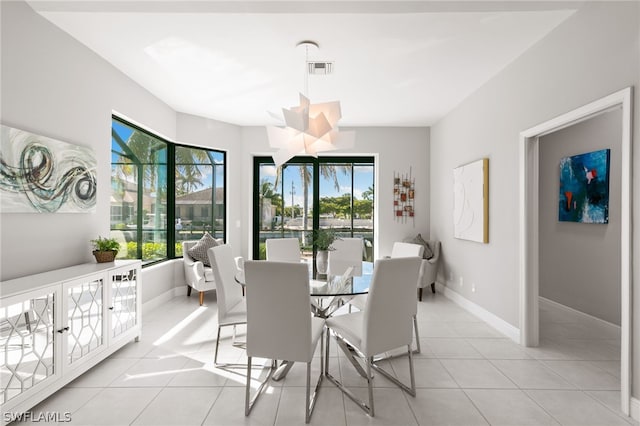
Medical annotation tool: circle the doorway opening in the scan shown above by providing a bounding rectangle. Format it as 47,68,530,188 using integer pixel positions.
519,87,632,415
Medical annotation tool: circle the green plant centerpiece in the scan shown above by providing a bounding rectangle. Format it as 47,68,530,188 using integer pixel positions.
91,235,120,263
313,228,337,251
313,228,337,275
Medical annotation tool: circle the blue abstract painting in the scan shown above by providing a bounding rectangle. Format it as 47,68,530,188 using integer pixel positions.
559,149,610,223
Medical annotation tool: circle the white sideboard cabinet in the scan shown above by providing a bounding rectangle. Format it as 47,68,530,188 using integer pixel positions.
0,260,141,424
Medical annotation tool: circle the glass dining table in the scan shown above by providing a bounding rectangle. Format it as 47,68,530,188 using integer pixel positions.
235,261,373,318
235,261,373,380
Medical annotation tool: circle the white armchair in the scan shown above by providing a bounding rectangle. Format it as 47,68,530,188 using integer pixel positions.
182,240,221,305
418,240,441,300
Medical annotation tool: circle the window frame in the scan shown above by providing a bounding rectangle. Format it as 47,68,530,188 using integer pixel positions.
111,115,226,266
252,155,375,261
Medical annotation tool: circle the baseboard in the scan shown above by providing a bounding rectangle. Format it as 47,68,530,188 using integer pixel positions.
142,286,187,315
539,296,620,333
436,282,520,343
631,397,640,421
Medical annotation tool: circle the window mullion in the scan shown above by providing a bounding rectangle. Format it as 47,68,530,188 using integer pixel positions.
136,163,143,259
351,163,355,237
167,144,175,258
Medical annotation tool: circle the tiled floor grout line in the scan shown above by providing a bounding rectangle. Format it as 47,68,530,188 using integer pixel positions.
127,386,164,426
520,388,565,426
458,388,492,426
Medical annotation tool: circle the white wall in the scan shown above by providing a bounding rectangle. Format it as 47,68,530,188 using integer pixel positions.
239,126,430,261
430,1,639,398
175,112,243,255
539,109,622,325
0,2,177,303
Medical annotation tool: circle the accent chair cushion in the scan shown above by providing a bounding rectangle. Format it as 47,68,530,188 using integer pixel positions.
187,233,219,267
411,234,434,260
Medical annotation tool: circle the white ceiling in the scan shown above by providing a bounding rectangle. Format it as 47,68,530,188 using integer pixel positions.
28,1,577,127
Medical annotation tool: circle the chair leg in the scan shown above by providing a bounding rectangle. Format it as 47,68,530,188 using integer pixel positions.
431,282,436,293
320,328,325,376
408,344,416,392
199,291,204,306
305,357,323,423
214,325,222,365
305,328,324,422
245,356,252,416
187,286,192,297
214,323,247,367
413,315,421,354
245,357,276,417
371,344,416,397
325,327,330,374
306,361,311,422
325,332,374,416
366,357,375,417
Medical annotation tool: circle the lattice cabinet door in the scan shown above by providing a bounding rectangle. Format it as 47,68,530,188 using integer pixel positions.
1,286,60,408
61,275,107,370
108,264,140,344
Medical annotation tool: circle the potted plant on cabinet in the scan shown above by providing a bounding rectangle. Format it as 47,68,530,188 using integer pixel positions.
313,228,337,275
90,236,120,263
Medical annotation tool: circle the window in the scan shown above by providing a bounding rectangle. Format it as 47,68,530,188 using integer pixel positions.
174,146,225,256
253,156,374,261
111,116,226,264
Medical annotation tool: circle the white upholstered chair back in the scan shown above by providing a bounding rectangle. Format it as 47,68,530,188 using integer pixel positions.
208,244,244,321
390,242,424,259
391,242,424,315
328,237,363,277
265,238,301,262
363,257,422,356
243,261,315,362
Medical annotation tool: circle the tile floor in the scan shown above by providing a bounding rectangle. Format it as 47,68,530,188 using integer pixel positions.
19,291,638,426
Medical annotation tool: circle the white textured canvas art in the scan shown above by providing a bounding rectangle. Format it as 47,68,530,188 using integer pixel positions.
0,125,97,213
453,158,488,243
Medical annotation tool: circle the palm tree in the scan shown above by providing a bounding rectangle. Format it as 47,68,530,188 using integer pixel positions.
275,162,349,245
259,179,280,229
175,166,203,196
362,185,374,201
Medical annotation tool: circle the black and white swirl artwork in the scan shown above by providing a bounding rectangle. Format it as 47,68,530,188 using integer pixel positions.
1,125,97,213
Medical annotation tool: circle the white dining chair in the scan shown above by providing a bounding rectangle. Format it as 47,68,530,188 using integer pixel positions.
265,238,302,262
349,241,424,353
207,244,247,366
328,237,363,277
325,256,422,417
243,260,325,423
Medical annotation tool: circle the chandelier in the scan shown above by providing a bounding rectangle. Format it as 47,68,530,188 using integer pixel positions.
267,41,355,167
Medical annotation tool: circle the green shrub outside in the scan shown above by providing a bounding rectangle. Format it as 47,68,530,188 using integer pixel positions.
120,242,184,259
